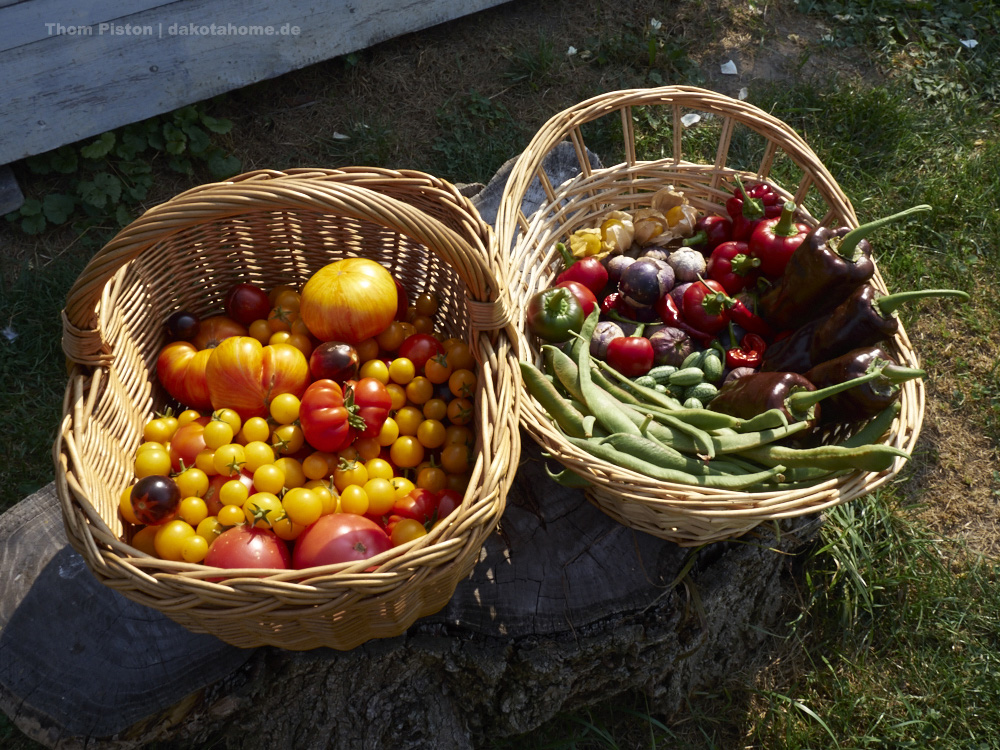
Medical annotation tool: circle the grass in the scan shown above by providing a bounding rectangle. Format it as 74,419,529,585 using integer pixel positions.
2,0,999,747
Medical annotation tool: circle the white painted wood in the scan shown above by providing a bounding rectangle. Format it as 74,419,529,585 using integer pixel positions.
0,0,510,165
0,0,165,52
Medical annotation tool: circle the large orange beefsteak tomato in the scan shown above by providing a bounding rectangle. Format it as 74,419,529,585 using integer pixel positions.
205,337,310,420
156,315,247,410
299,258,398,344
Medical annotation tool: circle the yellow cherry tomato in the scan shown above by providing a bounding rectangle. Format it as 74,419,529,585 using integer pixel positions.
338,484,369,515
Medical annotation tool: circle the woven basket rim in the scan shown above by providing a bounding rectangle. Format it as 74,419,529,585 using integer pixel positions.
494,86,924,543
54,168,521,628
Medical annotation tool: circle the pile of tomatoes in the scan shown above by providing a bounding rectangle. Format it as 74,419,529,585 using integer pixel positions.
120,258,480,574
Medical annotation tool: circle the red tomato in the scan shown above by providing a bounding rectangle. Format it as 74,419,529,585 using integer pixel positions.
167,416,211,472
392,488,439,525
156,315,248,410
397,334,445,372
204,526,292,578
292,514,392,568
435,488,462,521
224,282,272,327
205,337,310,421
298,379,358,453
348,377,392,438
555,279,599,318
299,258,398,344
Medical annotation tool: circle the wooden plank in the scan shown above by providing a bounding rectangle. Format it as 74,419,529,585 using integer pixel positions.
0,0,166,52
0,0,510,165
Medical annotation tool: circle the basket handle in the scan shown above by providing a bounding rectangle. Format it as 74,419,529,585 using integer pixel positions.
495,85,858,254
62,178,511,366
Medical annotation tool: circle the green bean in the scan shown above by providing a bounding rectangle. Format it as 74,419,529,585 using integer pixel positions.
542,345,584,402
642,403,743,431
574,311,642,437
598,433,758,477
520,360,591,439
710,420,811,454
840,401,903,448
565,436,787,490
734,408,789,432
544,462,592,488
595,358,686,410
736,441,910,473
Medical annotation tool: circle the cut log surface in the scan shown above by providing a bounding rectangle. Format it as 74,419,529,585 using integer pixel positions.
0,439,821,749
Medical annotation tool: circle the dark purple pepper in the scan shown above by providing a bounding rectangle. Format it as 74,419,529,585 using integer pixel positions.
758,205,930,331
708,371,820,429
804,346,924,426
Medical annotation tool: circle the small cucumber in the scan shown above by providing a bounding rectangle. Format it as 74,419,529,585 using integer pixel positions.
633,375,658,388
682,397,704,410
680,351,703,370
668,367,705,387
647,365,678,384
684,382,719,403
699,350,724,384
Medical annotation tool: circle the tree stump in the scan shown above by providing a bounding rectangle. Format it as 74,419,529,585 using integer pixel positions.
0,437,821,749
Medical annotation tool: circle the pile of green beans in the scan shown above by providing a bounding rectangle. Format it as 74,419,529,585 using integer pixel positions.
520,311,910,492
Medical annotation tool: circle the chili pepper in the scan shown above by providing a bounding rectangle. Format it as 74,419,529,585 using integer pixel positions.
555,242,609,296
722,292,773,339
803,345,925,426
761,285,970,373
707,366,894,431
604,322,655,377
726,331,767,370
705,240,761,295
725,176,783,241
682,214,733,255
748,201,810,277
680,278,730,335
653,292,715,345
757,204,932,331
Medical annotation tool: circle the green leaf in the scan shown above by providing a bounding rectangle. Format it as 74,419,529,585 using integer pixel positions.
116,129,148,160
145,120,166,151
173,105,199,127
115,204,133,227
80,132,116,160
207,151,242,179
20,213,46,234
42,193,76,224
163,121,187,155
183,123,211,155
200,114,233,134
18,198,42,217
93,172,122,203
25,154,52,175
167,156,194,175
49,146,79,174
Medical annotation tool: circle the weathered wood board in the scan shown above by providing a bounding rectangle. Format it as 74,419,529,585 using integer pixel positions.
0,0,510,165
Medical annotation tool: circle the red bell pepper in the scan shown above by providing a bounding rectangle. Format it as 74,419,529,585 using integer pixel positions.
555,242,609,296
748,201,811,277
726,176,783,241
705,240,761,295
682,214,733,255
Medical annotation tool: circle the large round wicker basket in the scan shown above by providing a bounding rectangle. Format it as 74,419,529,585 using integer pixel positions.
55,167,521,650
495,86,924,546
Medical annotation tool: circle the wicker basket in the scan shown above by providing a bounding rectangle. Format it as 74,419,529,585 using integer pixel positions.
55,167,521,650
496,86,924,546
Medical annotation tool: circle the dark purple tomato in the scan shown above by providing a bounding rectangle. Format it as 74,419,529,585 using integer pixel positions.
131,475,181,526
164,310,200,341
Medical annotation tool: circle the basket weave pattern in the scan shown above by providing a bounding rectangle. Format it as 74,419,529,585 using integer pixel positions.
496,86,924,546
56,167,521,650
